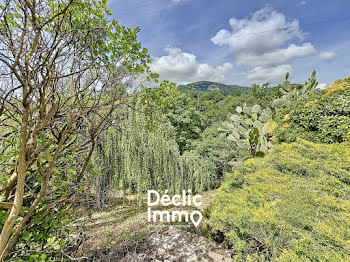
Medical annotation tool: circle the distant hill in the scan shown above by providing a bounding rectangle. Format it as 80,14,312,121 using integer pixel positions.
177,81,249,95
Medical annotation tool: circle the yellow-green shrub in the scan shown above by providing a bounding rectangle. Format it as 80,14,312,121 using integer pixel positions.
275,78,350,144
324,77,350,97
209,139,350,261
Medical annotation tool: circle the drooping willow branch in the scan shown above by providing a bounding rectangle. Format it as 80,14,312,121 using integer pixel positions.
93,109,213,207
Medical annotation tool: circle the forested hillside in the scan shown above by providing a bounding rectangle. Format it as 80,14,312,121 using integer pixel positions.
177,81,249,95
0,0,349,261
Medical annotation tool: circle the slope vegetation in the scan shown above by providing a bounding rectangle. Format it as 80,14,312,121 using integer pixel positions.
209,139,350,261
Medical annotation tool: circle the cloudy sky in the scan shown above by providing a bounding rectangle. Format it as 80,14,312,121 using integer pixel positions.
108,0,350,86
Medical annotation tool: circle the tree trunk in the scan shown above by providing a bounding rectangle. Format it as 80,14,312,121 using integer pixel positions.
0,106,29,259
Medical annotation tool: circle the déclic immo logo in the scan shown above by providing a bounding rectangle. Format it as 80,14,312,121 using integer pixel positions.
147,190,203,227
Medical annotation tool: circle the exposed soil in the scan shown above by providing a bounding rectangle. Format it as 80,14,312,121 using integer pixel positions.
121,226,233,262
70,191,233,261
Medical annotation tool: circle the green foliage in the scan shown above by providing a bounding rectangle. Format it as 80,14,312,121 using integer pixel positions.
165,94,204,153
185,125,238,187
0,0,159,258
95,110,213,197
178,81,249,95
221,84,281,113
278,70,318,102
170,82,283,156
0,129,80,261
95,83,284,194
0,134,19,184
138,81,180,128
194,92,226,128
95,77,271,198
275,78,350,143
220,71,319,161
219,103,274,162
209,139,350,261
4,209,73,261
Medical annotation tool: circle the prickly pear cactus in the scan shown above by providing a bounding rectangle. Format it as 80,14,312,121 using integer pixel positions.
220,71,318,165
219,102,275,163
272,70,318,110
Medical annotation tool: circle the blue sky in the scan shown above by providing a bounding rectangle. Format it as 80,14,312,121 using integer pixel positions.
108,0,350,87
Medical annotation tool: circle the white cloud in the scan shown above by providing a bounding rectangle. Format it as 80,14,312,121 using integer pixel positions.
210,7,320,84
316,83,328,90
236,43,317,67
245,64,293,83
150,47,234,84
211,7,303,56
319,51,337,61
150,7,325,86
297,1,307,7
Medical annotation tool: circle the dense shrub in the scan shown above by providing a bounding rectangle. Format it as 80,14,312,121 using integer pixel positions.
2,209,73,261
275,77,350,143
209,139,350,261
186,124,238,187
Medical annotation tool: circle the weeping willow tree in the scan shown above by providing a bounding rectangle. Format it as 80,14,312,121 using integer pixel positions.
93,109,215,205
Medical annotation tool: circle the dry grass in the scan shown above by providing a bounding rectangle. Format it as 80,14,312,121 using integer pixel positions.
70,190,217,261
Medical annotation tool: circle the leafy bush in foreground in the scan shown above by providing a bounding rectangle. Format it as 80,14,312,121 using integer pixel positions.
275,77,350,143
209,139,350,261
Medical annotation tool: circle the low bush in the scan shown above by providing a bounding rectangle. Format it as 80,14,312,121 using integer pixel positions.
209,139,350,261
275,77,350,143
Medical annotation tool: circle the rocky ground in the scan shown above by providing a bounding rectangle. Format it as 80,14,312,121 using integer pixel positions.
71,191,233,261
121,226,233,262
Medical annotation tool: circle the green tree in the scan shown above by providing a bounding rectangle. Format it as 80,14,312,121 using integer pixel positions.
188,124,237,186
0,0,156,258
166,94,203,154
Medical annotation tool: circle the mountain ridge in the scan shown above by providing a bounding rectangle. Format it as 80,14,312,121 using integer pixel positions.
177,81,249,95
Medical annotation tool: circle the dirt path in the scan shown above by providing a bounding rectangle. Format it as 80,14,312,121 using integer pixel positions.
121,226,233,262
72,191,233,261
